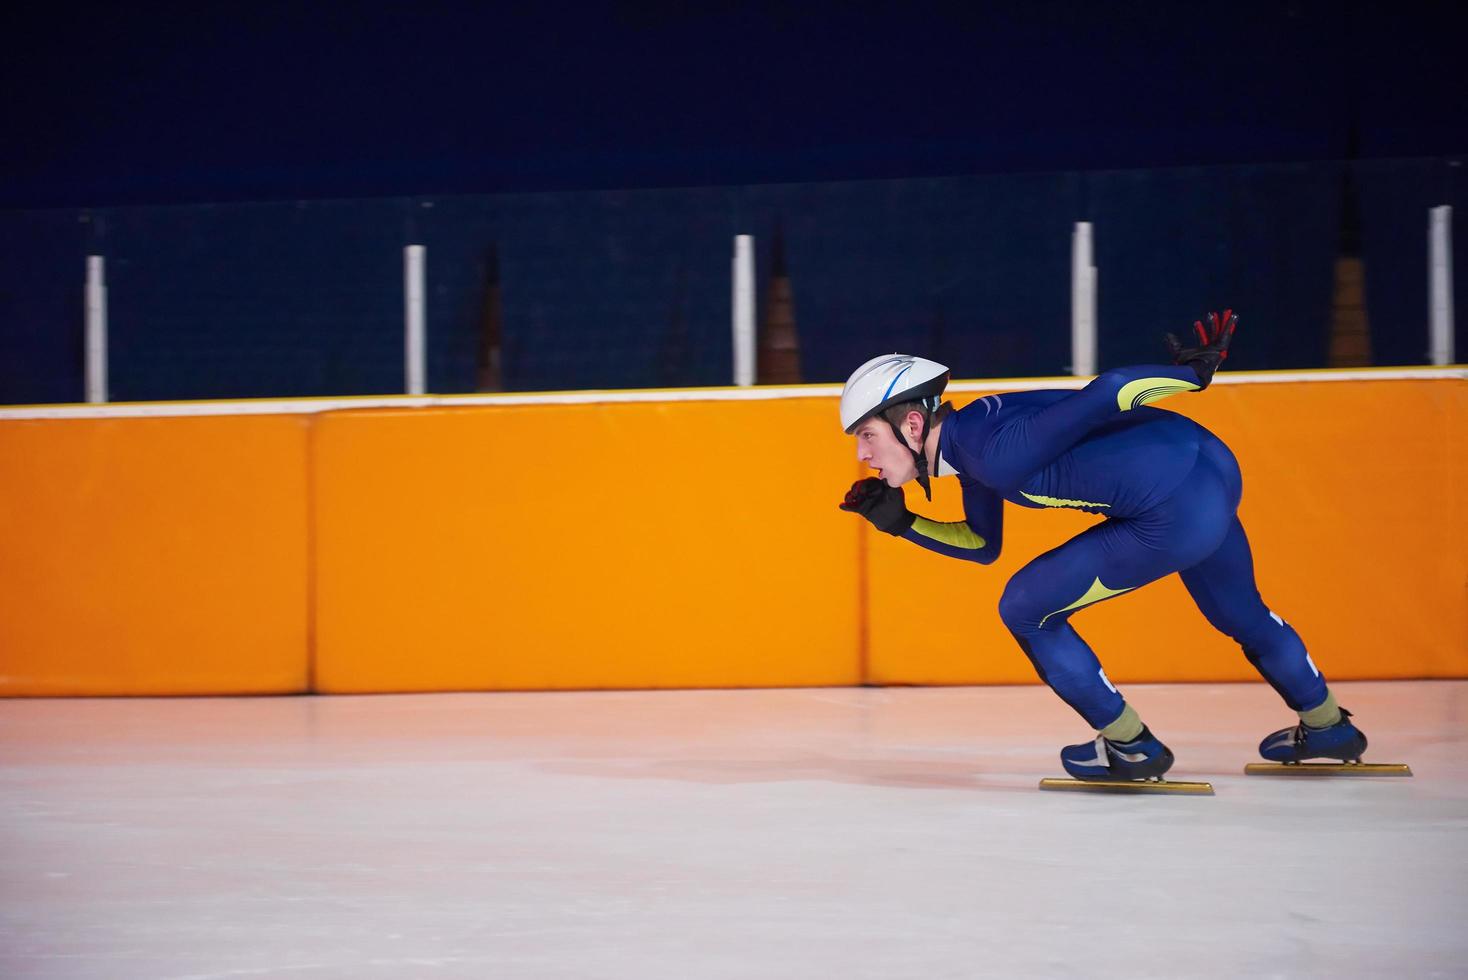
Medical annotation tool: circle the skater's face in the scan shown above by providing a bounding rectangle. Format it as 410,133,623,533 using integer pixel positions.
854,411,924,487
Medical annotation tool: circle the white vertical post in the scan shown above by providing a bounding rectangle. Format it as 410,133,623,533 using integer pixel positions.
404,244,426,395
1428,206,1455,365
84,255,108,403
732,234,755,386
1070,222,1097,376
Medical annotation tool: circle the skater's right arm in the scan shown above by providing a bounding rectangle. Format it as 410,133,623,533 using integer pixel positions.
839,476,1002,564
904,476,1003,564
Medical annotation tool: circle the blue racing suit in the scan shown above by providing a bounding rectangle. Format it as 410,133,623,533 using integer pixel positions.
905,364,1327,730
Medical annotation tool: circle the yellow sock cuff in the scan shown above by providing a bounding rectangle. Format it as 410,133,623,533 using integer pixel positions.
1299,689,1342,729
1100,703,1144,743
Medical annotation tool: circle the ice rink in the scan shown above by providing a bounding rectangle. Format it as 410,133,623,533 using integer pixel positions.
2,680,1465,979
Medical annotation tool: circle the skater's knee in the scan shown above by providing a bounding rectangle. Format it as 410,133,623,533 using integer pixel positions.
998,578,1044,634
1010,634,1090,692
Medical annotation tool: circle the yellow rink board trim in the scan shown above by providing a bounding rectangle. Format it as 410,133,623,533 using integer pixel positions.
1,367,1461,420
1243,762,1413,776
1038,778,1215,795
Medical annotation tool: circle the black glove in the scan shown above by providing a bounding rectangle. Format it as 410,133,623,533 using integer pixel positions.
1165,309,1237,389
839,477,915,535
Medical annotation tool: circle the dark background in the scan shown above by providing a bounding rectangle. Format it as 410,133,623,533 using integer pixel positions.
1,1,1464,402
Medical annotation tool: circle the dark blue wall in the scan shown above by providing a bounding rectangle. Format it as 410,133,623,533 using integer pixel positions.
0,211,90,404
2,3,1463,209
2,3,1464,402
1356,159,1468,366
7,159,1459,404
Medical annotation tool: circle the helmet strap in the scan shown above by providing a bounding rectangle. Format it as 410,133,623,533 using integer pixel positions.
913,414,933,501
884,403,935,502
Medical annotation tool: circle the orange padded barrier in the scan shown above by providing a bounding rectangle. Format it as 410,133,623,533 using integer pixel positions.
867,378,1468,685
1,375,1461,697
312,398,862,692
0,415,310,695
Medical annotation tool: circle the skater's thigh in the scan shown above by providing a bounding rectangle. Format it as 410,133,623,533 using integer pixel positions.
1004,461,1236,626
1178,516,1265,623
1001,518,1179,628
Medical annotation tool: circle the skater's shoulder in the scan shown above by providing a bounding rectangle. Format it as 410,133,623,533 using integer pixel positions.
955,389,1063,415
953,389,1065,424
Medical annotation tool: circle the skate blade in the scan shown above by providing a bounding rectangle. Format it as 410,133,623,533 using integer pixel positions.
1244,762,1412,777
1039,777,1214,795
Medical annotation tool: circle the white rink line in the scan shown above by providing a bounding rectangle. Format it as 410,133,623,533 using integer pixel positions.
0,367,1463,421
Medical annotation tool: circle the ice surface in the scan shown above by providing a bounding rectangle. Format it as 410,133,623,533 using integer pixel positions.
2,681,1464,979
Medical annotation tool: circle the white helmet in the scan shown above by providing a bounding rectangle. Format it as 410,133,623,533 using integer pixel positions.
840,353,950,434
840,353,951,500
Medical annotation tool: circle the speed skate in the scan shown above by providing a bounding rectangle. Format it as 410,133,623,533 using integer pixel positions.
1042,728,1213,793
1247,708,1411,776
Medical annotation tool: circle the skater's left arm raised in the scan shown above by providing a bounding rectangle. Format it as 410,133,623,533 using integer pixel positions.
974,311,1238,489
